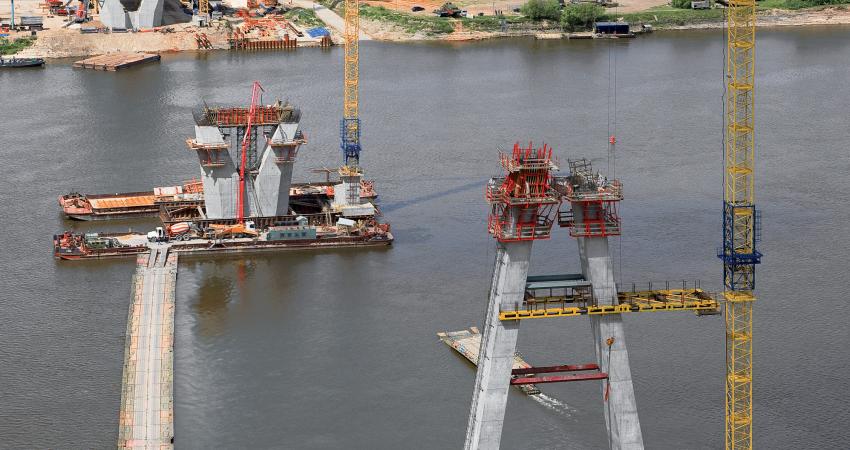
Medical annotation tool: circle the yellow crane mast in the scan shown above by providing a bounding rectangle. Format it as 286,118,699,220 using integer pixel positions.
341,0,361,169
720,0,761,448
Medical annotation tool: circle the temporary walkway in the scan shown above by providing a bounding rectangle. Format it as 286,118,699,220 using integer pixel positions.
117,245,177,449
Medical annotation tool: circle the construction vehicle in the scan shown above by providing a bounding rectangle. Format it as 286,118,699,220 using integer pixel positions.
146,222,203,242
205,221,258,238
433,2,462,17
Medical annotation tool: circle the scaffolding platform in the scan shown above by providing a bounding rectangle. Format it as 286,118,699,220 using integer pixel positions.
499,275,721,320
437,327,541,395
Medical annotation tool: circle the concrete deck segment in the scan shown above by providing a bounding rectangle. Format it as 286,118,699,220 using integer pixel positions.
465,242,532,450
117,248,177,449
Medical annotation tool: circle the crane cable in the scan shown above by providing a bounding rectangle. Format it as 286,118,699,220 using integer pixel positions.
606,32,623,288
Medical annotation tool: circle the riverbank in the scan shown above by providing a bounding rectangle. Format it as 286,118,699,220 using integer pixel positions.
359,4,850,41
5,0,850,58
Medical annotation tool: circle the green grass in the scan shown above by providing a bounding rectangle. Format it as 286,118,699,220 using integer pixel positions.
284,7,325,28
617,6,724,28
758,0,849,9
458,15,537,32
0,37,36,55
360,5,455,35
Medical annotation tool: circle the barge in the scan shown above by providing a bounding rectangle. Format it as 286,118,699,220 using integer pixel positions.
438,327,541,395
54,221,392,260
59,181,204,221
60,180,376,221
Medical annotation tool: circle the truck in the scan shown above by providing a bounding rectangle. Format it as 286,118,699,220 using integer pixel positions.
146,222,200,242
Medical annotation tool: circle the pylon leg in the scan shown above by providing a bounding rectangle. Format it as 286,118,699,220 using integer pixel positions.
464,242,532,450
578,231,644,449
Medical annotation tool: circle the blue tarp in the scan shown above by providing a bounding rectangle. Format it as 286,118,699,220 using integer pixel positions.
306,27,329,38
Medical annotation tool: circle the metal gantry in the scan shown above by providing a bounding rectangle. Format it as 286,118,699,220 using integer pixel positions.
719,0,761,448
341,0,361,169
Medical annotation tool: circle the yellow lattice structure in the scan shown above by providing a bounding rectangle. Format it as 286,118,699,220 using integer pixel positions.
499,289,720,320
341,0,362,169
722,0,759,448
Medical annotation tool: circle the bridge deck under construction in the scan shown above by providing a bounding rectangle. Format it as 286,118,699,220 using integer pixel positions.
117,247,177,449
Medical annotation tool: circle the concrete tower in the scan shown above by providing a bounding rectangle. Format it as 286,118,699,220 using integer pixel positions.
561,159,643,449
465,143,561,450
100,0,165,29
187,101,304,220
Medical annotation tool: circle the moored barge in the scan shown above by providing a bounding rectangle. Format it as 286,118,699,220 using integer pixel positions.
59,181,204,221
54,222,392,260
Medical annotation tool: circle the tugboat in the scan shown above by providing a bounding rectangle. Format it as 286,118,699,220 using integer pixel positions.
0,56,45,68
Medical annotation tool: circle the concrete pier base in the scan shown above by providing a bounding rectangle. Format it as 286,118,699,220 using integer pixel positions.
465,242,532,450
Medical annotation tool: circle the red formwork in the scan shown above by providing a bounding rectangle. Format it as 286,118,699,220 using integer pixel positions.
486,142,562,243
207,105,285,126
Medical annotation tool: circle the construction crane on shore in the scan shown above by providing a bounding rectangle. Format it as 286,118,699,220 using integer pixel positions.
341,0,361,170
719,0,761,448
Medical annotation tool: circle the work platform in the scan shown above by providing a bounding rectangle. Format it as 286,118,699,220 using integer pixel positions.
499,274,720,320
117,247,177,449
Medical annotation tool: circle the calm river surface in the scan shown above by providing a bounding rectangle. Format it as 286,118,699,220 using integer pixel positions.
1,27,849,449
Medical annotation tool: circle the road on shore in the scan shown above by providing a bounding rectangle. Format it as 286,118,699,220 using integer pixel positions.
290,0,372,40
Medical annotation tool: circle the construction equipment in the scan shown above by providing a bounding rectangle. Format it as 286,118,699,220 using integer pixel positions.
718,0,760,448
206,221,259,238
433,2,462,17
237,82,264,223
341,0,361,169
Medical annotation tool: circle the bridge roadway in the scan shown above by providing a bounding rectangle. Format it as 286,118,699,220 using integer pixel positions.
117,245,177,449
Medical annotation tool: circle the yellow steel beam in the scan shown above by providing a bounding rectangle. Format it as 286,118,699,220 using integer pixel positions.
499,289,720,321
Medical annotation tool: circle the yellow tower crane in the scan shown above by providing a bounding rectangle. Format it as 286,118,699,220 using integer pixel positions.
720,0,761,448
341,0,362,170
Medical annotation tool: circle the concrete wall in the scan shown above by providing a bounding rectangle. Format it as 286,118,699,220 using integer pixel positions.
253,124,299,217
465,242,532,450
574,204,644,450
194,125,239,219
100,0,132,29
134,0,164,28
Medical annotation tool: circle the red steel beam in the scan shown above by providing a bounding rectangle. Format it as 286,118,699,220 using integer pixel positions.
511,372,608,385
511,363,599,376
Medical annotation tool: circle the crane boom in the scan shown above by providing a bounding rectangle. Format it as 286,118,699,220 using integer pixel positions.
720,1,761,448
237,81,263,222
341,0,361,169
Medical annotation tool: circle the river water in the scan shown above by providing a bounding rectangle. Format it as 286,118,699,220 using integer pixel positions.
1,27,849,449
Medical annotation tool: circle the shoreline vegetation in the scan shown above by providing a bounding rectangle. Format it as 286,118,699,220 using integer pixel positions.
354,1,850,41
6,0,850,58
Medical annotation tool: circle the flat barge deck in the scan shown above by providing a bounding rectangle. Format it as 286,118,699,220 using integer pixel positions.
53,229,392,260
60,181,376,221
438,327,541,395
59,181,204,221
